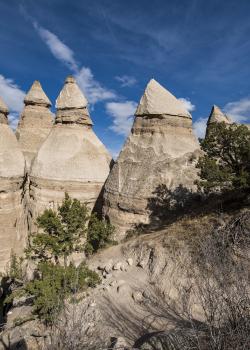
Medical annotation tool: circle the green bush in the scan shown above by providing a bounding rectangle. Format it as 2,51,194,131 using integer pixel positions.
25,262,100,323
7,251,25,281
85,214,116,255
26,193,89,266
197,122,250,192
7,194,113,323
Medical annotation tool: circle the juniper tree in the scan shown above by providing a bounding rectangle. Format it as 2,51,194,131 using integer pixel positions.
197,122,250,192
26,193,89,266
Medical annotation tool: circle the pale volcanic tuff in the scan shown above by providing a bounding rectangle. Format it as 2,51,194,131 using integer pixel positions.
0,96,27,271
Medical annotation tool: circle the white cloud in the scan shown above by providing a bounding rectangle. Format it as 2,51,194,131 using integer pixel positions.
0,75,25,130
8,113,20,130
0,75,25,112
193,117,207,139
34,23,116,105
34,23,78,71
76,67,117,104
224,97,250,123
178,97,195,112
106,101,137,136
115,75,137,87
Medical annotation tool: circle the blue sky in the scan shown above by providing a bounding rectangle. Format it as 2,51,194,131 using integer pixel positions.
0,0,250,157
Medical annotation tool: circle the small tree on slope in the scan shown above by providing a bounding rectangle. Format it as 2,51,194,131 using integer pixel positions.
26,193,89,267
197,122,250,192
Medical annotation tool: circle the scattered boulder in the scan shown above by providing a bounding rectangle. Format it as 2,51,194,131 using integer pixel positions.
109,280,117,287
104,260,114,273
127,258,133,266
132,291,144,303
111,336,128,349
113,262,124,271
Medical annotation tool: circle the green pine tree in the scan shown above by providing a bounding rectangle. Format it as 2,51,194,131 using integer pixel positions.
26,193,89,266
197,122,250,192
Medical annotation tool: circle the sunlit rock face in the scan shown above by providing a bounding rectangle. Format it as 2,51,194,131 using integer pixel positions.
0,97,26,272
103,79,201,239
16,80,54,170
29,76,112,228
205,105,232,137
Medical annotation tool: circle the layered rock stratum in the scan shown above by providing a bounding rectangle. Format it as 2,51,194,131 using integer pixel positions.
103,79,201,238
16,81,54,170
0,97,26,272
29,76,112,228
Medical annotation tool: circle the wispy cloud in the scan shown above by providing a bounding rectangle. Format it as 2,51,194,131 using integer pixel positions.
106,101,137,136
33,22,78,71
0,75,25,129
0,75,24,112
178,97,195,112
224,97,250,123
115,75,137,87
33,22,116,105
76,67,117,104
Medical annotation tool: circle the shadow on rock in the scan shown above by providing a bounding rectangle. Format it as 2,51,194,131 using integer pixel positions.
130,184,250,235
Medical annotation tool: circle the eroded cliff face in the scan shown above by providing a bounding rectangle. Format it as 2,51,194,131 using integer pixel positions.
16,81,54,170
0,97,26,272
29,76,112,230
103,79,201,239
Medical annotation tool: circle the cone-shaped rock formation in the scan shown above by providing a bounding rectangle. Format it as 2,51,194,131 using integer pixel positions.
0,97,26,272
207,105,231,125
205,105,231,137
16,81,54,169
103,79,201,239
29,76,112,227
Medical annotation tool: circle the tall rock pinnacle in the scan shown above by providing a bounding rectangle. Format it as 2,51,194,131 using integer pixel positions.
55,76,92,125
24,80,51,106
136,79,191,117
103,79,201,239
29,76,112,230
16,80,54,169
207,105,231,125
56,75,88,109
0,96,26,272
205,105,231,137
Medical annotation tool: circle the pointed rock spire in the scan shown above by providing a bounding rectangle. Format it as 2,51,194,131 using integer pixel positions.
24,80,51,107
55,76,92,125
30,75,112,233
56,75,88,110
0,96,9,124
103,79,200,240
135,79,191,118
16,80,54,169
207,105,231,125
